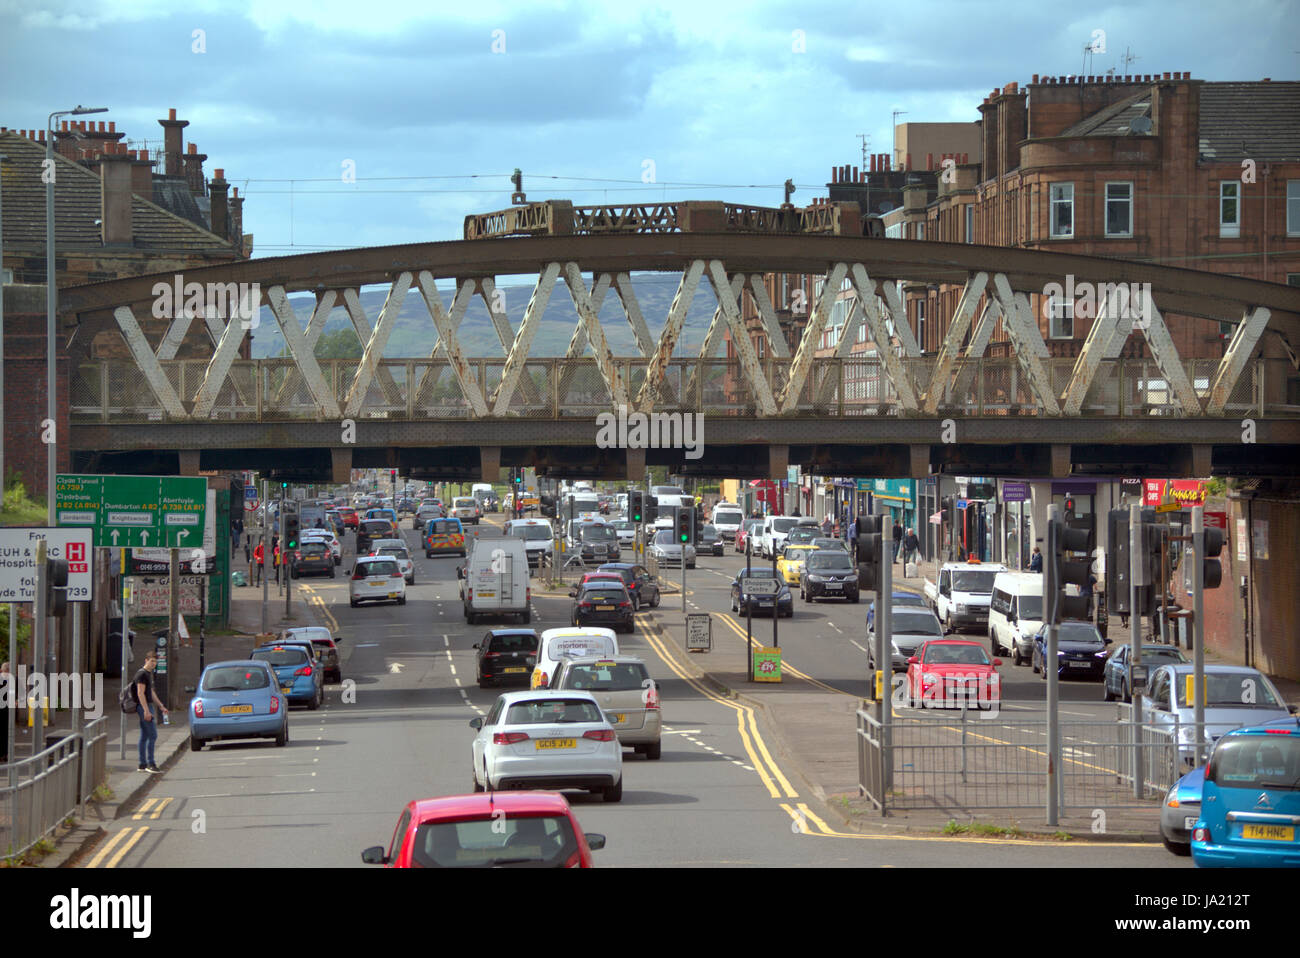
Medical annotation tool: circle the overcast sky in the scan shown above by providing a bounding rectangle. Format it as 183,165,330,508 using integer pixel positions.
3,0,1296,260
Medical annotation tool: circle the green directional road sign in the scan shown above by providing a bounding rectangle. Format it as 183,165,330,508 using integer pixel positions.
55,474,208,549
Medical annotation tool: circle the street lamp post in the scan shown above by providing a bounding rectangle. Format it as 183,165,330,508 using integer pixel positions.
46,106,108,523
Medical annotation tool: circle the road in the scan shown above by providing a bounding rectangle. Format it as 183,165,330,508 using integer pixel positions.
82,517,1183,868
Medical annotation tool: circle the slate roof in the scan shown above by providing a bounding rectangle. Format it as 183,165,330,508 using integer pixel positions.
0,130,232,251
1197,82,1300,162
1060,88,1154,137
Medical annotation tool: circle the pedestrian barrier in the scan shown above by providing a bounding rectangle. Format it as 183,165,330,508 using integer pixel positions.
0,716,108,860
856,706,1197,815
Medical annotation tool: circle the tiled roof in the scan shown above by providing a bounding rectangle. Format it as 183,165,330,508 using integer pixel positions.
0,130,232,251
1060,88,1154,137
1198,82,1300,162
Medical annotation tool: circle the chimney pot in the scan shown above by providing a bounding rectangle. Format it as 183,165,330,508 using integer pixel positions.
109,121,115,132
169,108,177,121
1032,74,1039,83
1163,72,1170,79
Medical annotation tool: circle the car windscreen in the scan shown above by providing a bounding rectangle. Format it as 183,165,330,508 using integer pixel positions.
427,520,460,534
714,511,743,525
653,530,677,545
742,519,764,531
952,571,998,593
1055,623,1104,645
923,645,991,666
807,553,853,571
411,815,579,868
562,662,650,692
488,633,538,653
612,521,634,531
378,547,410,559
361,521,393,534
772,518,798,533
251,649,310,668
1017,596,1044,620
202,666,271,691
892,612,942,635
1209,736,1300,790
511,525,551,540
1144,647,1187,663
580,586,629,602
358,560,399,577
1176,672,1282,708
504,698,605,725
300,543,328,554
580,525,615,541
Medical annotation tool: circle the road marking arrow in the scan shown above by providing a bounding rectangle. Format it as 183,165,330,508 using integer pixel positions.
388,663,405,674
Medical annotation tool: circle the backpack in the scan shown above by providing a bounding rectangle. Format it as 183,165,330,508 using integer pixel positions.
119,682,139,714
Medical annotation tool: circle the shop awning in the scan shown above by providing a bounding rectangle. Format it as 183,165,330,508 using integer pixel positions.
929,511,943,524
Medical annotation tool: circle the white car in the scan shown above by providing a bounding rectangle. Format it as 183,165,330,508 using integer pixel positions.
469,690,624,802
301,529,342,565
610,519,637,547
349,556,407,608
368,538,415,585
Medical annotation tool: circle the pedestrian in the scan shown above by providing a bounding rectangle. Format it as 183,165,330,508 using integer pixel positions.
892,519,904,562
273,540,282,584
821,514,833,537
133,652,168,773
904,528,920,566
253,540,265,586
231,516,243,552
1029,546,1043,573
0,660,10,763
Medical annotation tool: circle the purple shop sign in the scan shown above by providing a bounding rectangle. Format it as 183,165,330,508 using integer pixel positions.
1001,482,1030,503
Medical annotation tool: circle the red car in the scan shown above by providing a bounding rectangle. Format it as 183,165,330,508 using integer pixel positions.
579,571,624,587
735,518,763,554
337,507,360,530
362,792,607,868
905,639,1002,710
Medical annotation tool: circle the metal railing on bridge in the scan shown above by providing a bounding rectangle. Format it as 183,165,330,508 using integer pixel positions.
70,355,1281,422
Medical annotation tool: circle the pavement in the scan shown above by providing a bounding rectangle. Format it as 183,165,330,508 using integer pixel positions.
28,574,329,867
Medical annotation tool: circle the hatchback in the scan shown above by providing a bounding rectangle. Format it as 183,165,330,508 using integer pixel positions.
280,626,342,684
357,518,398,554
362,792,606,868
290,540,335,579
571,583,635,633
250,644,323,710
1191,719,1300,867
349,556,407,608
1102,643,1187,702
475,629,539,688
595,563,660,612
370,538,415,584
189,659,288,750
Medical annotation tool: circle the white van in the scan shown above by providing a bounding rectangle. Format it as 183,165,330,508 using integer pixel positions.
531,627,620,689
459,536,531,625
988,571,1044,666
504,517,555,568
757,515,802,559
710,502,745,540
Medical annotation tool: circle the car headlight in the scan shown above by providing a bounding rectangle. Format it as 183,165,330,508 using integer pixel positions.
955,603,968,613
845,574,858,582
809,574,827,583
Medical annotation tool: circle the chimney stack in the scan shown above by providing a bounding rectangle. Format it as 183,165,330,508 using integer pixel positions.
158,107,190,177
100,150,135,245
183,142,208,196
129,149,154,199
209,168,230,240
230,186,245,255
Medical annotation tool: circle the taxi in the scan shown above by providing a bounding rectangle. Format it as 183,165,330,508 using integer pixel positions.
776,543,817,585
424,516,467,557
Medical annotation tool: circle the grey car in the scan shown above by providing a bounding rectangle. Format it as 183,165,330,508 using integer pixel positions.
868,607,944,672
650,529,696,568
1102,643,1187,702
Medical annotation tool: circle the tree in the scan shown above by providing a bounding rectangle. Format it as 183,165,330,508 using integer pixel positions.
315,327,364,359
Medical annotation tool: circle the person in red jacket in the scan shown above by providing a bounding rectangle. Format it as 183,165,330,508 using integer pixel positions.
253,541,265,586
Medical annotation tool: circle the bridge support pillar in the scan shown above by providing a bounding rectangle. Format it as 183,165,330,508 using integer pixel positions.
479,446,501,483
624,446,646,482
1190,444,1212,478
178,451,201,476
908,445,930,478
767,444,789,480
1050,444,1072,479
330,447,352,484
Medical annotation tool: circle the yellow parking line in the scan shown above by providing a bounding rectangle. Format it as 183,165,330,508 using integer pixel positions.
132,798,156,820
105,826,149,868
148,797,173,819
716,612,854,697
86,827,132,868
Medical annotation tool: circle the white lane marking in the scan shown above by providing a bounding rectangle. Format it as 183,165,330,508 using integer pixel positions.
850,640,871,656
355,643,379,648
443,634,450,647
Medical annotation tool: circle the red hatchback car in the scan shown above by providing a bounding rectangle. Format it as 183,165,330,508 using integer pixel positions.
905,639,1002,710
362,792,607,868
337,507,360,530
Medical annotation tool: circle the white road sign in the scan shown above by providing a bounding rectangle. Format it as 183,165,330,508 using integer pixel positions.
0,528,95,603
740,576,781,596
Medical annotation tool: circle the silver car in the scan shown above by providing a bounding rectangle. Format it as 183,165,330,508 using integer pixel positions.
1146,664,1294,764
868,607,944,672
550,655,662,759
650,529,696,568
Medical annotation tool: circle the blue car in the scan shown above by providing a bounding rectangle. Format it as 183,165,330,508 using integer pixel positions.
251,643,324,710
189,660,288,751
1160,765,1203,856
1191,718,1300,867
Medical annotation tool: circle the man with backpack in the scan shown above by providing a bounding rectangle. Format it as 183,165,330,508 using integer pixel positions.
127,652,168,773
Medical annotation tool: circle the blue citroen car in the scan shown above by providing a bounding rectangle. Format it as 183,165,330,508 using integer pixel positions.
1191,718,1300,867
251,643,324,710
189,660,288,751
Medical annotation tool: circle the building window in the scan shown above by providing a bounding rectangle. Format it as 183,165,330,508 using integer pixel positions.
778,274,788,309
965,204,974,243
1105,182,1133,237
1288,273,1300,287
1050,183,1074,238
916,300,926,350
1288,181,1300,236
1219,182,1240,238
1047,294,1074,339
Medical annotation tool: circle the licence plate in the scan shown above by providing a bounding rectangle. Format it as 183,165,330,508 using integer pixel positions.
369,581,385,587
824,582,842,590
1242,824,1294,841
1069,661,1092,668
220,704,253,715
478,591,495,598
536,739,576,750
503,667,527,674
596,605,614,611
1184,816,1198,831
613,713,626,724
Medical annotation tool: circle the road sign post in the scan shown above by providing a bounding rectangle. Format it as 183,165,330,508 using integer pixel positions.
1130,504,1144,798
746,539,753,681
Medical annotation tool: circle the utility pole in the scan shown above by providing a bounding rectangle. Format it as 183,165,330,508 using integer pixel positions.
1045,505,1060,827
1130,503,1144,798
1192,506,1206,767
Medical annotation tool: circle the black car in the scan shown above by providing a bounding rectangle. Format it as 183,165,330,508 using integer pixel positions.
357,518,396,554
473,629,539,688
571,582,635,633
1032,621,1109,680
697,524,725,556
291,540,335,578
729,568,793,618
799,550,860,602
596,563,661,612
575,523,620,564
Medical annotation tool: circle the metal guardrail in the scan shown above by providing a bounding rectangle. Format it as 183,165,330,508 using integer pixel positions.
856,707,1198,815
0,716,108,859
69,356,1279,422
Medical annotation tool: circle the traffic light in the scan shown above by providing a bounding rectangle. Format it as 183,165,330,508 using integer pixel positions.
855,514,883,591
629,491,643,524
284,511,301,551
644,497,658,524
1063,497,1076,521
1049,515,1093,623
46,557,69,618
676,506,692,545
1202,525,1224,590
692,507,703,543
1140,522,1166,617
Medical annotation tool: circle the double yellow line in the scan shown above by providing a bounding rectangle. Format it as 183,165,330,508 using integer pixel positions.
636,615,797,800
714,612,855,697
85,798,173,868
298,584,339,633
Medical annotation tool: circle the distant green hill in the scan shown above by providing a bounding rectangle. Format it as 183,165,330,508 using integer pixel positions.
249,274,725,359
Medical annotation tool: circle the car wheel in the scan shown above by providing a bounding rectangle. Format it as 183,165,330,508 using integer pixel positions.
190,735,203,752
467,611,477,625
645,741,662,760
1121,678,1130,703
1032,653,1039,674
603,779,623,803
350,598,359,608
398,595,406,605
473,771,485,793
1103,680,1116,702
632,594,640,613
330,670,341,684
275,724,288,747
